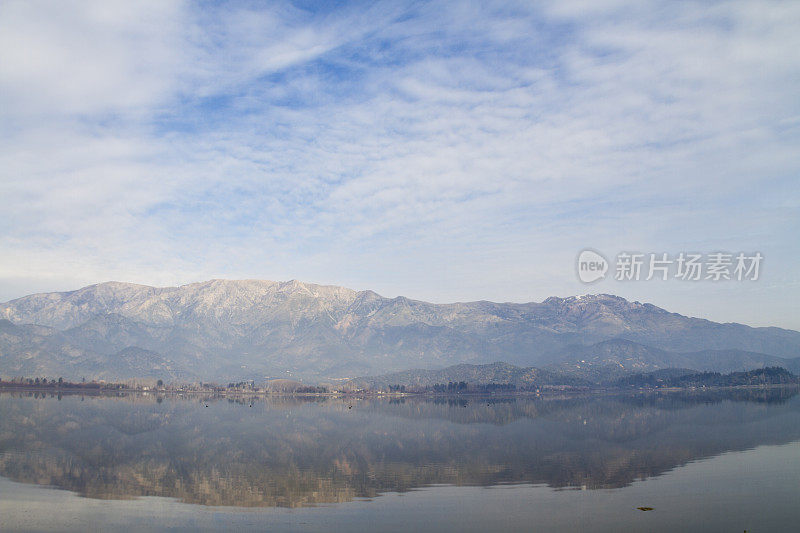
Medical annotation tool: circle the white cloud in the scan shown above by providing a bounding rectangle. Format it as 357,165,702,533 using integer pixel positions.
0,0,798,328
0,0,188,117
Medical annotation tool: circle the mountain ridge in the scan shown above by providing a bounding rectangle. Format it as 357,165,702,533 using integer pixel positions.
1,279,799,381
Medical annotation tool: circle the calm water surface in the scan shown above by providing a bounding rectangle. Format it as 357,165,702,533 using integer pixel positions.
1,389,799,531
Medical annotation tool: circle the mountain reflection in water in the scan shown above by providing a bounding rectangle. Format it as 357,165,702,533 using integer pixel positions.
0,389,798,508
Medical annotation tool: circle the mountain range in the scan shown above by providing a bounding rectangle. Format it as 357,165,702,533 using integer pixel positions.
1,279,799,382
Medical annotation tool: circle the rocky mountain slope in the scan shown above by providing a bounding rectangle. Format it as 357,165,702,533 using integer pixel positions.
1,279,799,381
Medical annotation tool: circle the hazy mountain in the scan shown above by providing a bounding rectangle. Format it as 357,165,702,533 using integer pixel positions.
545,338,800,382
1,280,799,381
349,347,800,390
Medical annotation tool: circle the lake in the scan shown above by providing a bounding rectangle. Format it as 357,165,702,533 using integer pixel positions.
1,389,799,532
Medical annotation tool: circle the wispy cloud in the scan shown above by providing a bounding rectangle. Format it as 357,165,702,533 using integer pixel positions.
1,0,798,328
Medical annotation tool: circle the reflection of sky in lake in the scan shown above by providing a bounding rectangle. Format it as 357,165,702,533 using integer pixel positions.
3,442,800,532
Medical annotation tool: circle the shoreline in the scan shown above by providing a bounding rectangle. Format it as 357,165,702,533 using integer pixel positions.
1,382,797,399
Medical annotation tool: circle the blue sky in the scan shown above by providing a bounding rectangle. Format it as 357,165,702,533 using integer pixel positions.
1,0,799,328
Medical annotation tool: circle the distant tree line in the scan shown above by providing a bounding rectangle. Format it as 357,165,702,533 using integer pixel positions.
431,381,469,392
227,381,256,390
0,377,331,394
616,367,798,389
0,377,124,389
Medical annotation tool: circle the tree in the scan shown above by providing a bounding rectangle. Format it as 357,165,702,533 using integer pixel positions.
157,379,164,388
